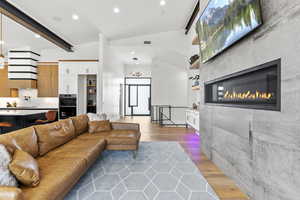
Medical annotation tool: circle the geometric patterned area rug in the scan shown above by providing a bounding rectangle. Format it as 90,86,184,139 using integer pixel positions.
64,142,219,200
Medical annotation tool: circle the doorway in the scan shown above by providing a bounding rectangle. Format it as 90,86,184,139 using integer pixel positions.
124,77,151,116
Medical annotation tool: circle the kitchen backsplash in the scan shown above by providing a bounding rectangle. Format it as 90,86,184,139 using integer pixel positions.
0,89,58,108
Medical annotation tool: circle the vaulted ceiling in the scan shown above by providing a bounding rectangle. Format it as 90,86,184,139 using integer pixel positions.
7,0,198,46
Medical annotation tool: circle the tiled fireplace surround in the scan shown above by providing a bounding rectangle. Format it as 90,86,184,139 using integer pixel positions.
198,0,300,199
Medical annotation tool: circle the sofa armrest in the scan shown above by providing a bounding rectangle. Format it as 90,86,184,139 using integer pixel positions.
0,187,23,200
111,122,140,132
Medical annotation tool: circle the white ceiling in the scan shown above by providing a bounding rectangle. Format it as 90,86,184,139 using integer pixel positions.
2,16,57,55
110,30,192,65
7,0,198,46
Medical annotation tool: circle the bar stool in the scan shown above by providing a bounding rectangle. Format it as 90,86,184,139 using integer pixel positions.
0,122,13,134
35,111,58,124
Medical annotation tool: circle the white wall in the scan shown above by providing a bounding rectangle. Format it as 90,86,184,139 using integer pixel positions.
151,59,188,106
124,64,151,77
99,34,125,120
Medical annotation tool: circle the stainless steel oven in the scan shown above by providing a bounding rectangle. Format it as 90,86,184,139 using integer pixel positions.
59,94,77,119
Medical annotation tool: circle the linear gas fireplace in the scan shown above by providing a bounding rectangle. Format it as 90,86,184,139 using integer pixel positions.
205,59,281,111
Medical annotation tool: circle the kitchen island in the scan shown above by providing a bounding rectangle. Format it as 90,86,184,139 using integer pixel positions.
0,110,49,133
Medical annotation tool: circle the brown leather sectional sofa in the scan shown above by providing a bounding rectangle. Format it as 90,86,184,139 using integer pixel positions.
0,114,141,200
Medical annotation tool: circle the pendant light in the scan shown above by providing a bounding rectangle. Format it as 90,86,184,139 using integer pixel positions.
0,12,4,69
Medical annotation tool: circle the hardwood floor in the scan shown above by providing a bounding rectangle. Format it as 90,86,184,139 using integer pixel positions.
118,116,249,200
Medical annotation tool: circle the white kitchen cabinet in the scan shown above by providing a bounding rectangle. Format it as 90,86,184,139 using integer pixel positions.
59,62,98,94
186,109,200,133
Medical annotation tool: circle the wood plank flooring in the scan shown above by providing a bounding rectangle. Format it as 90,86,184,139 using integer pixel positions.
118,116,249,200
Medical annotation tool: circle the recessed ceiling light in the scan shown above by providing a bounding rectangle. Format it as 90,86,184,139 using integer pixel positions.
34,34,41,38
131,51,135,55
160,0,166,6
72,14,79,20
113,7,120,13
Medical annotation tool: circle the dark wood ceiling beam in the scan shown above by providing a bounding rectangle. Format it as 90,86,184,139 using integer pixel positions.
0,0,73,52
185,1,199,35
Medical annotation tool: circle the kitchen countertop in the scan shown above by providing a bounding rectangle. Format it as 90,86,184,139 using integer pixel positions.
0,110,49,116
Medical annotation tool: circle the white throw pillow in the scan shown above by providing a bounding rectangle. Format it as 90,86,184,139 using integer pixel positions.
87,113,107,121
0,144,18,187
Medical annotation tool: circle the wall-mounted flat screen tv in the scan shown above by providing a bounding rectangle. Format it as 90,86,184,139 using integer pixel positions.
197,0,262,63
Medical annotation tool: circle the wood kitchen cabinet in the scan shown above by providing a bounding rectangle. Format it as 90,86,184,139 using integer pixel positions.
37,64,58,97
0,65,19,97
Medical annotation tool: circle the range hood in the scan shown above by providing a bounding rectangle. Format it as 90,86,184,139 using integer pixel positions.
7,48,40,89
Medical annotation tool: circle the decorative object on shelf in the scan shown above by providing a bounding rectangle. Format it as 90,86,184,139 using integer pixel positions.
193,80,200,87
0,12,5,69
190,58,200,70
192,103,198,110
12,101,17,107
191,74,200,90
189,75,200,80
189,54,199,65
130,72,143,77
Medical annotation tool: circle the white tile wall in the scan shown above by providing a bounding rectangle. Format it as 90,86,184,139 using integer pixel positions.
0,89,58,108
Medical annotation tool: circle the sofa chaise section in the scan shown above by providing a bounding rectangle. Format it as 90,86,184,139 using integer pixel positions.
0,115,141,200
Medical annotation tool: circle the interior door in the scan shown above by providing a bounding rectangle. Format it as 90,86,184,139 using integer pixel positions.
126,84,151,116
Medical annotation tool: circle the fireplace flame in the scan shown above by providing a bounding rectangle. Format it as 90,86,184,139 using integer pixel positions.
223,90,273,100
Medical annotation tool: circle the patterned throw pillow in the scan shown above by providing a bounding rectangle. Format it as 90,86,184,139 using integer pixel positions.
87,113,107,121
0,144,18,187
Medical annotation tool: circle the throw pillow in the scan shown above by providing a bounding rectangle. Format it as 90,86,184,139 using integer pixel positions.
89,120,111,133
9,149,40,187
0,144,18,187
87,113,107,121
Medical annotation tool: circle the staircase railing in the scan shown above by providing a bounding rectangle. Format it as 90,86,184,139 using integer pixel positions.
151,105,188,127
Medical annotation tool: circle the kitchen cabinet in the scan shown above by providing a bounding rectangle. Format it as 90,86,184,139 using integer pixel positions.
186,109,199,133
0,65,11,97
59,61,98,95
37,64,58,97
0,65,19,97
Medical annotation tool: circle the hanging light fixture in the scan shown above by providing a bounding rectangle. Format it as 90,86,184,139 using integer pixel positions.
0,12,5,69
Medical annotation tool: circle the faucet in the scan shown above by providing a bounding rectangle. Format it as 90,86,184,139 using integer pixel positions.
24,96,31,101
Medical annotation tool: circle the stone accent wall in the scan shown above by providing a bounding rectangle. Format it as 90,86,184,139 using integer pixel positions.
199,1,300,200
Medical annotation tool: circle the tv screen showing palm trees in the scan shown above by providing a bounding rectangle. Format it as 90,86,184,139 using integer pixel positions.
197,0,262,63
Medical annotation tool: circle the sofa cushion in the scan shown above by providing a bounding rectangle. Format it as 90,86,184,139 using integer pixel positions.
34,119,76,156
9,150,40,187
70,115,89,136
21,157,86,200
77,132,111,140
0,127,39,158
106,130,141,145
45,138,106,167
88,120,111,133
87,113,107,121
